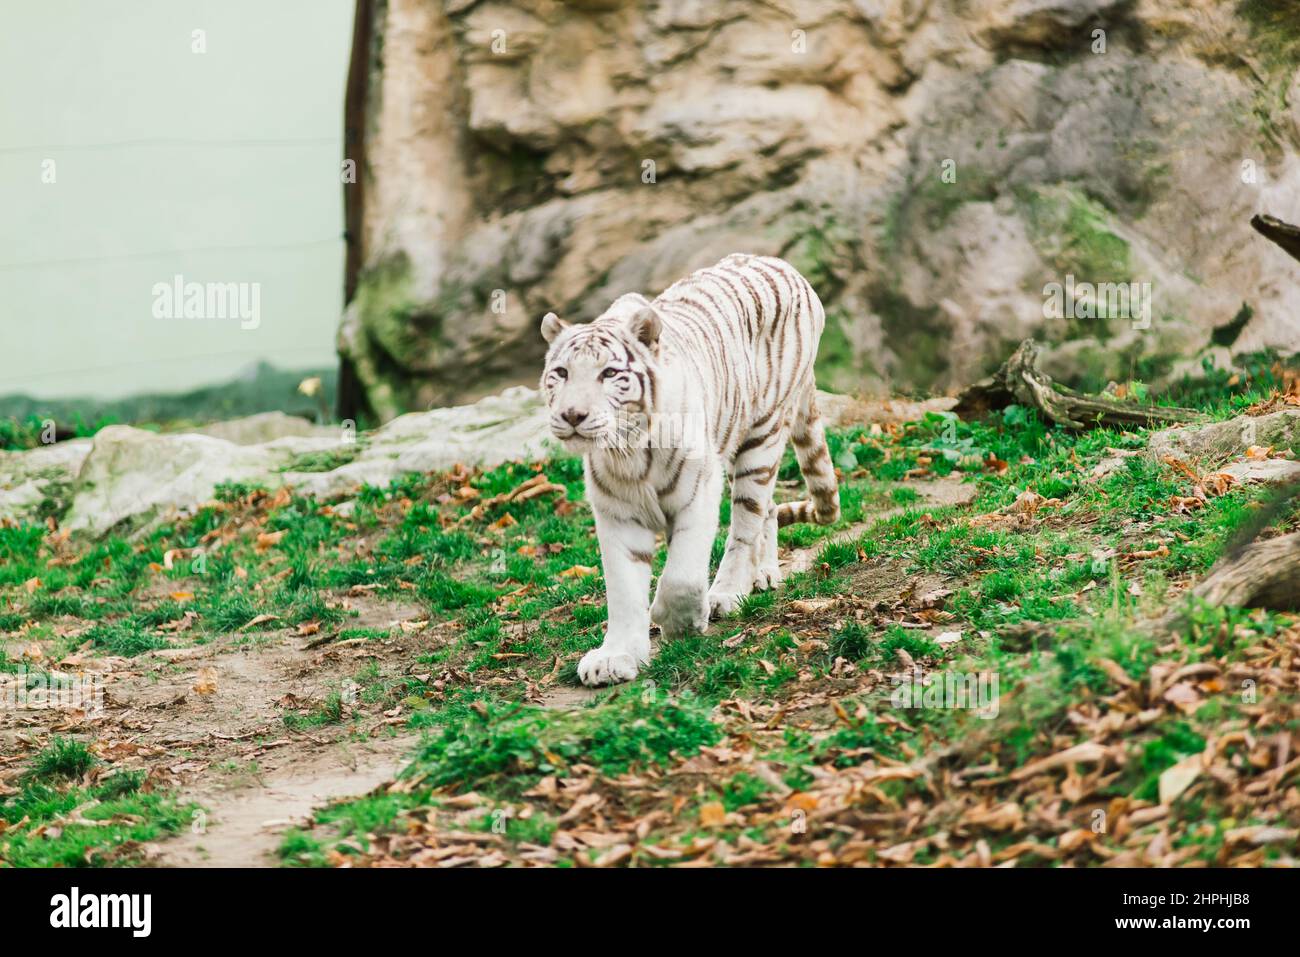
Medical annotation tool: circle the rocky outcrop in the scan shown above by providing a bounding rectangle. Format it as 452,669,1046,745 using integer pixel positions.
62,427,327,537
7,388,560,538
194,412,334,446
337,0,1300,420
1148,408,1300,464
0,439,92,524
0,386,914,537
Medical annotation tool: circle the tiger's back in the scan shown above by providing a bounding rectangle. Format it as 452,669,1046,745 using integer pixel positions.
649,253,826,463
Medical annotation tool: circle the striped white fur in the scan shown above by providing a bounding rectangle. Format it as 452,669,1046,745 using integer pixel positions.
539,254,840,686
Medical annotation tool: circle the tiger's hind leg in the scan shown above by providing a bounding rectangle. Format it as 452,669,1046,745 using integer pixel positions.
708,423,786,618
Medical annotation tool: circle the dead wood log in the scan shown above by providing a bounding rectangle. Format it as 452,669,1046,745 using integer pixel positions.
1173,214,1300,612
1250,213,1300,264
1184,529,1300,613
952,339,1205,430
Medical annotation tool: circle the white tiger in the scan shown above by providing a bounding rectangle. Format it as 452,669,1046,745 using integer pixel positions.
539,253,840,686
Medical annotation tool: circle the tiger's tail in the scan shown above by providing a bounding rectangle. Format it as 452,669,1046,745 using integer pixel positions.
775,385,841,528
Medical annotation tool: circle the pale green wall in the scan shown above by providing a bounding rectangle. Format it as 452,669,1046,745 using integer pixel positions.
0,0,354,399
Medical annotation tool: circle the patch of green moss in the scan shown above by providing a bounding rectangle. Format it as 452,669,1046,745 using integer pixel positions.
35,477,74,523
1016,184,1131,282
867,285,951,387
785,217,855,296
354,253,421,355
281,444,363,474
1237,0,1300,150
880,165,999,257
814,308,871,392
1015,184,1133,340
1237,1,1300,71
913,166,999,230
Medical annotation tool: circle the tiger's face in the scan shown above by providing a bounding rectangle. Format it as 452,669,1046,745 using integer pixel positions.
538,305,660,453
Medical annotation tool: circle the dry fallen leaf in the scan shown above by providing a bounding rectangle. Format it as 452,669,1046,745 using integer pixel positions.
1158,754,1202,806
192,669,218,695
1201,472,1236,497
1126,545,1169,562
1010,741,1110,780
698,802,727,827
1224,825,1299,847
1058,829,1095,853
962,802,1024,832
255,530,285,552
790,598,837,615
783,793,819,813
591,843,634,868
1162,682,1202,715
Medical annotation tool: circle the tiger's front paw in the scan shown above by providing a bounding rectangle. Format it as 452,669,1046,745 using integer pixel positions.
707,588,745,619
577,645,643,686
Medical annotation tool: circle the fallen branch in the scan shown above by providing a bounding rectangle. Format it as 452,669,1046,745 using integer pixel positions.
1152,522,1300,635
1250,213,1300,264
455,473,567,525
953,339,1204,430
1184,529,1300,613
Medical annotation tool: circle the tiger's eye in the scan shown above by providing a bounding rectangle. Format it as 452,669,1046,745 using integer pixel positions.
600,368,617,380
554,368,568,379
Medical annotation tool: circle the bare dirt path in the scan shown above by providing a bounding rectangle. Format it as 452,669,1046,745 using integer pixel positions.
153,732,417,867
1,595,437,867
781,475,976,577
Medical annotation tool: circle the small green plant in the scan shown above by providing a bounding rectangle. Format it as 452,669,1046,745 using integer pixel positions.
828,620,876,661
82,620,169,657
28,738,97,781
213,480,269,503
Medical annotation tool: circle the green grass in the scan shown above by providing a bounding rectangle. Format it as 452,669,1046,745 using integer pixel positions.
283,689,350,730
405,688,719,795
0,774,194,867
83,620,170,657
5,361,1298,867
27,737,97,781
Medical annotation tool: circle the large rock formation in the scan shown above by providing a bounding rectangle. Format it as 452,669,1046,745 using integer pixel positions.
0,392,559,537
0,388,923,537
337,0,1300,420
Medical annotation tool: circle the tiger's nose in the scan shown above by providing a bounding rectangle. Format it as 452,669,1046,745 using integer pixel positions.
561,409,587,427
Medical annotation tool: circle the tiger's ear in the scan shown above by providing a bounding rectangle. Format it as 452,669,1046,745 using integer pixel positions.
540,312,569,344
627,306,660,348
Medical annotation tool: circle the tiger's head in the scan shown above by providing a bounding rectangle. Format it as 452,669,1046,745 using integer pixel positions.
538,297,660,453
